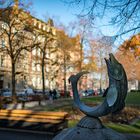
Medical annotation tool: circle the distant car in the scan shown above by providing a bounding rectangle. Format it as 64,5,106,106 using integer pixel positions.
25,88,34,95
1,89,12,102
79,90,87,97
86,89,95,96
79,89,95,97
34,89,43,94
55,90,60,98
17,88,34,101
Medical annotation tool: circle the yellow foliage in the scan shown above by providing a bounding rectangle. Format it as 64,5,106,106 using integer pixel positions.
121,34,140,58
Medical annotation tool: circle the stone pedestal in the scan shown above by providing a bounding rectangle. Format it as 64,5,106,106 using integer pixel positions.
53,116,127,140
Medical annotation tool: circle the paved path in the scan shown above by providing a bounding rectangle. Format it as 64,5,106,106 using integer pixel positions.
125,133,140,140
0,128,140,140
6,98,72,110
0,128,54,140
6,101,39,109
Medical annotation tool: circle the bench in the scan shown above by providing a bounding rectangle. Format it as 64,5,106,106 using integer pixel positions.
0,109,68,134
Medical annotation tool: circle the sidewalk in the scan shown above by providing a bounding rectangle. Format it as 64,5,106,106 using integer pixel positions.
0,127,53,140
6,98,72,110
125,134,140,140
6,100,48,109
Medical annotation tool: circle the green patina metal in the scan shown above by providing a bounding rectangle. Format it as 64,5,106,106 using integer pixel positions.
53,54,129,140
68,53,128,117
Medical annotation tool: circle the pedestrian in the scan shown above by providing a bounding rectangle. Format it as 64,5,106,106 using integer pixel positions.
53,89,57,100
49,89,53,103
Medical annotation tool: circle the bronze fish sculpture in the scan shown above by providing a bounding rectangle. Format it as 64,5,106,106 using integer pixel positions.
69,54,128,117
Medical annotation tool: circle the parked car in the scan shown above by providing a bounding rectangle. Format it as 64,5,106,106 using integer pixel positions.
17,88,34,95
17,88,34,101
86,89,95,96
79,89,95,97
1,89,12,102
79,90,87,97
25,88,34,95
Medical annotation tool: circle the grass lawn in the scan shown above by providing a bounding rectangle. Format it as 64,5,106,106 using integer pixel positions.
82,92,140,105
106,120,140,134
37,92,140,112
68,120,140,134
125,92,140,105
33,92,140,134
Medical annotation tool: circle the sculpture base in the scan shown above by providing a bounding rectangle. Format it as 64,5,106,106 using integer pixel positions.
53,116,127,140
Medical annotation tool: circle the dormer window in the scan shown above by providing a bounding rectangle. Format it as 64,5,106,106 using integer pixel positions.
43,26,46,31
34,20,37,26
46,26,50,32
39,23,41,29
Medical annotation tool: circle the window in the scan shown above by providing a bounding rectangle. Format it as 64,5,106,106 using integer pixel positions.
1,23,7,29
37,64,40,71
1,39,5,48
46,67,49,72
34,20,37,26
43,26,46,31
0,55,4,67
38,36,41,41
32,61,36,71
37,77,41,85
0,75,4,80
37,48,41,56
32,49,36,55
46,26,50,32
39,23,41,29
32,77,36,87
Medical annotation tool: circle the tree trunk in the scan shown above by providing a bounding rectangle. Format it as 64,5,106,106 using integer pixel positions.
11,62,16,103
64,54,67,97
78,42,83,90
64,72,67,97
79,43,83,71
42,53,45,99
138,80,140,90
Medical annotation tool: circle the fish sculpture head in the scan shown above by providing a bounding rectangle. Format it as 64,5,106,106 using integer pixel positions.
105,53,123,81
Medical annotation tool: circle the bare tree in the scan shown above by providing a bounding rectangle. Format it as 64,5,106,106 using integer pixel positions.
33,22,57,96
67,17,94,71
90,36,113,89
0,0,38,102
64,0,140,36
56,30,78,97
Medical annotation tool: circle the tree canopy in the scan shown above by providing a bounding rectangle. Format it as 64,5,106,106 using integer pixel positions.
120,34,140,59
66,0,140,36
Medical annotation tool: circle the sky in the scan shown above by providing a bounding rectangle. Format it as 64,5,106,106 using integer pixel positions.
0,0,133,41
30,0,123,47
30,0,121,38
31,0,78,26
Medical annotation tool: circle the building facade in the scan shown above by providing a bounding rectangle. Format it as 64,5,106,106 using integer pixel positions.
0,1,81,91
